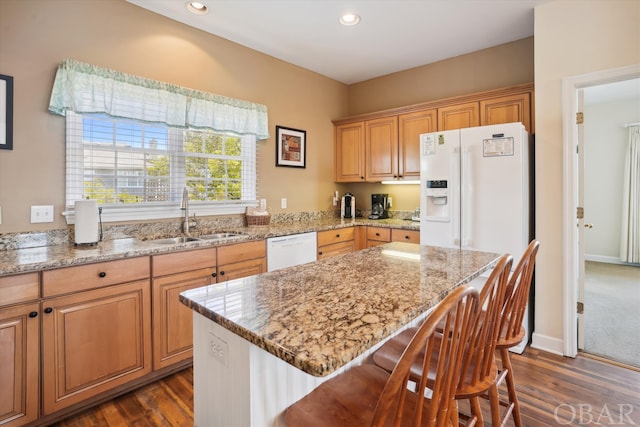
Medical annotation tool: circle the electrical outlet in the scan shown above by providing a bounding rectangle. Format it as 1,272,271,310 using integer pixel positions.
208,332,228,366
31,205,54,223
388,197,393,208
281,198,287,209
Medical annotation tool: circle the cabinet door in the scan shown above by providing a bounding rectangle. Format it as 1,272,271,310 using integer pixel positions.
217,258,267,282
398,110,436,179
318,241,355,259
480,93,531,133
153,268,215,370
0,303,39,427
334,122,365,182
366,227,391,248
42,280,151,415
438,102,480,130
365,116,398,181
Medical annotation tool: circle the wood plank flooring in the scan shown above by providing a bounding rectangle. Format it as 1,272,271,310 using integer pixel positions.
52,348,640,426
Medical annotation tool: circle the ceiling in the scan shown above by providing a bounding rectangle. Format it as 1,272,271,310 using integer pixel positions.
126,0,551,85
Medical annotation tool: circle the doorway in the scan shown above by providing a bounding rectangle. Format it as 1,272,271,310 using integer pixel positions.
562,64,640,363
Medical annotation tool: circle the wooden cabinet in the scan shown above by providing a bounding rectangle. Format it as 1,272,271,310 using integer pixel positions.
365,116,398,181
438,101,480,131
151,241,265,369
41,278,152,415
0,273,40,427
398,110,436,180
334,122,365,182
334,84,534,177
391,229,420,244
317,227,355,259
366,226,391,248
152,248,217,370
480,92,531,133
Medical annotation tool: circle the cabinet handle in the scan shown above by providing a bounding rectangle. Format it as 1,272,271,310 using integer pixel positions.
404,235,410,240
29,311,38,318
318,251,323,255
360,176,364,180
44,307,53,314
212,272,217,278
375,232,380,236
336,234,340,238
98,272,107,278
219,271,225,276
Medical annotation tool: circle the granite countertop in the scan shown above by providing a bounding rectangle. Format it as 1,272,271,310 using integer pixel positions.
0,217,418,276
180,242,500,377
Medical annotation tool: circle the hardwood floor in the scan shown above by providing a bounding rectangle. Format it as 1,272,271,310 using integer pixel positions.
52,348,640,426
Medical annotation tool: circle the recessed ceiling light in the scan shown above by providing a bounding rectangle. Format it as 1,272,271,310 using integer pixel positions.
186,1,208,15
340,13,360,26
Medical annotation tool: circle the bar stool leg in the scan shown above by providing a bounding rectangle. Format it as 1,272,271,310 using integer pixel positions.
501,347,523,427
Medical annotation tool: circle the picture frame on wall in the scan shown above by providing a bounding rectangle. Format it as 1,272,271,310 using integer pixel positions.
0,74,13,150
275,125,306,168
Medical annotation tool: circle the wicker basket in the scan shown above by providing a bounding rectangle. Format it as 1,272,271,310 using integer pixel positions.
246,213,271,226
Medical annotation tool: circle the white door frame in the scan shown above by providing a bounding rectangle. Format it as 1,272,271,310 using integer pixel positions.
561,64,640,357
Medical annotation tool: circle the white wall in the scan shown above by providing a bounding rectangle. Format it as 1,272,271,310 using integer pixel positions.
584,84,640,262
533,0,640,354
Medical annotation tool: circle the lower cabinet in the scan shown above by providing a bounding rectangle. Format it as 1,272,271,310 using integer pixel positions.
366,226,391,248
391,229,420,244
41,279,152,415
317,227,355,259
0,301,39,427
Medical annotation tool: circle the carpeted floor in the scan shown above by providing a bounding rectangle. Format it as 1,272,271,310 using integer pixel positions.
584,261,640,367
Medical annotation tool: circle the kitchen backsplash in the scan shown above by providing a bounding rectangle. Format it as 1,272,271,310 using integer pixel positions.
0,210,415,251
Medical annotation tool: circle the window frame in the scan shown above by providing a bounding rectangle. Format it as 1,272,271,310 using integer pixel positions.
64,112,257,224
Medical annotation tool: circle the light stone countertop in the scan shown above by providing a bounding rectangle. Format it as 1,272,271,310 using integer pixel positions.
179,242,500,377
0,218,418,275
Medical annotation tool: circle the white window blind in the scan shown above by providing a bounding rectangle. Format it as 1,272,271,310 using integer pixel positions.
65,112,257,222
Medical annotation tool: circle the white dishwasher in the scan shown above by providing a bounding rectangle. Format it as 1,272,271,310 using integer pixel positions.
266,232,318,272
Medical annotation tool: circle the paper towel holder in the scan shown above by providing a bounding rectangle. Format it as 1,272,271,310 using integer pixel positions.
74,200,103,246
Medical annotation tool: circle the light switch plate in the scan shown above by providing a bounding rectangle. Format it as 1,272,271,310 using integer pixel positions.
31,205,54,223
281,198,287,209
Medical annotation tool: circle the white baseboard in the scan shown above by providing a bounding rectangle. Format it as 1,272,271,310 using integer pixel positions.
531,332,565,356
584,254,624,264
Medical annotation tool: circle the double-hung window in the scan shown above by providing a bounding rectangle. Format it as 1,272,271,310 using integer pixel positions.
49,59,268,224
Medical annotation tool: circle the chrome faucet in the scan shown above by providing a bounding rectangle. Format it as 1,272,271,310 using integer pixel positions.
181,186,197,235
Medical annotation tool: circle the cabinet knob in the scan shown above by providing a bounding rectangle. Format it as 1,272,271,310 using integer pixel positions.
29,311,38,318
336,234,340,238
212,272,217,278
98,272,107,278
404,235,410,240
318,251,323,255
375,232,380,236
219,271,225,276
44,307,53,314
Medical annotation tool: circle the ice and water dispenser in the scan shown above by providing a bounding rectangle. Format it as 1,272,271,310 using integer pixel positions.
424,180,449,221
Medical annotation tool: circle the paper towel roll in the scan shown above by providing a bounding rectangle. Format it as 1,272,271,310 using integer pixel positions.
75,200,99,244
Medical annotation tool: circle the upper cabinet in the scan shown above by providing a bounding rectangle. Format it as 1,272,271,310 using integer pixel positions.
335,122,365,182
438,101,480,131
333,83,533,183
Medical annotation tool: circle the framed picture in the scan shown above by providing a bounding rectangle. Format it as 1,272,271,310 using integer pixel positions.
0,74,13,150
276,125,306,168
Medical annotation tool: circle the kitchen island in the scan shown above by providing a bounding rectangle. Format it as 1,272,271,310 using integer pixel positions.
180,242,500,427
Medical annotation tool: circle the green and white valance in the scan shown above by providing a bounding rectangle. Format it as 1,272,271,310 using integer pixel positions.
48,59,269,140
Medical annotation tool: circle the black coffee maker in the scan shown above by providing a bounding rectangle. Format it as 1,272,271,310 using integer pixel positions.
369,193,389,219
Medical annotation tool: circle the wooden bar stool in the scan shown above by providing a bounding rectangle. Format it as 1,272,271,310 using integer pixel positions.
372,254,513,426
285,285,481,427
491,240,540,427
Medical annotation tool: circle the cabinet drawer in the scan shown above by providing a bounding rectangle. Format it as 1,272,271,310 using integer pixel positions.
318,241,355,259
317,227,355,247
152,248,217,277
391,229,420,244
42,257,150,297
217,240,266,265
366,227,391,242
0,272,39,307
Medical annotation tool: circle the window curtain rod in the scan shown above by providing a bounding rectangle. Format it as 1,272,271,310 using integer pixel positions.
623,122,640,128
48,59,270,140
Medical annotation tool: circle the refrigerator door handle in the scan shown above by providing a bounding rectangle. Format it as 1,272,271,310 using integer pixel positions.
461,147,473,247
452,147,461,246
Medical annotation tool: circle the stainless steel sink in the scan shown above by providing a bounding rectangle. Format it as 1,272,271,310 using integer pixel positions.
145,236,201,245
197,233,242,240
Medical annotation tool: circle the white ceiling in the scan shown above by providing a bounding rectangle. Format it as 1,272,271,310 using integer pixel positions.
126,0,551,85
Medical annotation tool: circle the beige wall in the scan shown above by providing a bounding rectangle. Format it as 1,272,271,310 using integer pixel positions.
533,0,640,351
0,0,348,233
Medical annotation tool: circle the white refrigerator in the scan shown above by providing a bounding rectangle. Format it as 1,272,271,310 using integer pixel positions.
419,122,532,353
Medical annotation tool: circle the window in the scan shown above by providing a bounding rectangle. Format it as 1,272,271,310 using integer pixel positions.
66,112,257,222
